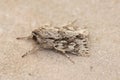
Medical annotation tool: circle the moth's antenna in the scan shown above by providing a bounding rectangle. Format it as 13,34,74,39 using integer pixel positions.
16,35,32,40
22,46,39,58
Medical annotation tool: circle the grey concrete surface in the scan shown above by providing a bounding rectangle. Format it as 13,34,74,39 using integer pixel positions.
0,0,120,80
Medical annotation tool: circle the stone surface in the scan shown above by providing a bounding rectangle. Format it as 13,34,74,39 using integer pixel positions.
0,0,120,80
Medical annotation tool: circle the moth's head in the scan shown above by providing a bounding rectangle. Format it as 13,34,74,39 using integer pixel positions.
32,30,40,41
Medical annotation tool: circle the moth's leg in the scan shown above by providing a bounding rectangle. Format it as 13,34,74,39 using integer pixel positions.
54,47,75,64
44,22,53,28
16,35,32,40
68,19,77,26
63,52,75,64
22,46,39,58
63,19,78,30
65,19,77,26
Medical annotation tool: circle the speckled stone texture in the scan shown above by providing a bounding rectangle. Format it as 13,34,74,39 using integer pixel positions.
0,0,120,80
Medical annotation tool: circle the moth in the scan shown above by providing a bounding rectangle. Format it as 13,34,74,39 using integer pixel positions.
17,21,89,63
